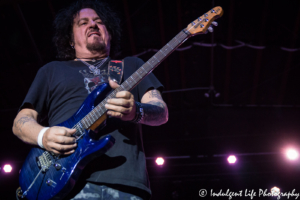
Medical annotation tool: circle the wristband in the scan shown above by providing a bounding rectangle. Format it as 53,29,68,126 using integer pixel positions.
131,102,144,124
37,127,49,149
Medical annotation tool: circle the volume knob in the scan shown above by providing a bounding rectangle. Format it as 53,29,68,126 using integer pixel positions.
54,163,61,170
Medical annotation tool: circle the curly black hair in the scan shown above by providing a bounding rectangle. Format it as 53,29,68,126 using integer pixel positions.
53,0,121,60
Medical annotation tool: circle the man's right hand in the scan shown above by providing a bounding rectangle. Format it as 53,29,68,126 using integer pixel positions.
42,126,77,155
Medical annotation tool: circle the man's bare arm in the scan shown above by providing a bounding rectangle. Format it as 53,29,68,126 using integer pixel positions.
13,108,42,145
140,89,168,126
12,108,77,155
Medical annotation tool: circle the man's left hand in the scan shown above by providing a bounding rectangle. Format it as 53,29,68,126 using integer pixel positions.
105,79,136,121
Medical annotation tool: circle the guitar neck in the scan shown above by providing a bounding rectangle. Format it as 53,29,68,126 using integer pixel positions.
77,30,189,129
119,30,189,92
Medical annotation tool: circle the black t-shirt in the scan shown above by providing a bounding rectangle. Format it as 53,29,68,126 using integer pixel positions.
21,56,163,195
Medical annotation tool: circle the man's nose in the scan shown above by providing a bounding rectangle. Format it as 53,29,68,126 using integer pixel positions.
89,20,98,28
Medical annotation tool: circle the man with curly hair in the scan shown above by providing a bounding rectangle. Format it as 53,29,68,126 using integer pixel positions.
13,1,168,199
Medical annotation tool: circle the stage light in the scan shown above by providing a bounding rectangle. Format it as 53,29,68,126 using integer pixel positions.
271,186,280,196
155,157,165,166
286,148,299,160
215,93,220,98
3,164,12,173
227,155,237,164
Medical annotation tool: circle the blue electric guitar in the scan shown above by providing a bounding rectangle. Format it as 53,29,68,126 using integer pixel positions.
18,7,223,200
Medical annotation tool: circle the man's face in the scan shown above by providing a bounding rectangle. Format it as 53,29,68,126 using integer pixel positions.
72,8,111,57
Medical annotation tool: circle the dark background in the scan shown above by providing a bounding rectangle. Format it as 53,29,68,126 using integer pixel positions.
1,0,300,199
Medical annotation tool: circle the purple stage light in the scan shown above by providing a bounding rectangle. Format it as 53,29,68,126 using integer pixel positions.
285,148,299,161
227,155,237,164
3,164,12,173
155,157,165,166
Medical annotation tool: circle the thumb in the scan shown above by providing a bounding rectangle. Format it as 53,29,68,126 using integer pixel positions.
109,79,120,89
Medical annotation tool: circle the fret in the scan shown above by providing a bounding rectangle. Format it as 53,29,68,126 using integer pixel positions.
153,55,160,62
172,33,184,45
90,110,97,122
140,65,148,74
159,45,170,56
95,105,105,116
147,60,154,68
130,75,137,83
78,122,85,133
99,104,106,113
142,63,152,72
87,112,94,122
125,81,133,90
166,43,173,50
135,70,143,79
173,36,181,44
171,38,180,47
178,32,187,42
154,52,164,61
117,85,124,92
81,118,89,128
78,120,87,130
94,108,101,117
140,65,149,75
150,58,157,66
127,76,137,86
120,84,126,91
159,49,167,56
85,116,92,126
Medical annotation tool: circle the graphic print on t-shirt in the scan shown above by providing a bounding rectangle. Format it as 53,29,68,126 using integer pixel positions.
79,69,108,94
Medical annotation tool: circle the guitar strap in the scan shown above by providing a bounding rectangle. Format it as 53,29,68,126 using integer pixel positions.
108,60,124,85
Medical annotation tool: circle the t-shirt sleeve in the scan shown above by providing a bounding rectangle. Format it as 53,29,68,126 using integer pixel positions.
124,57,164,102
20,67,49,117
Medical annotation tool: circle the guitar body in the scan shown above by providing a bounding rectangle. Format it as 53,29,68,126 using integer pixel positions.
19,83,115,200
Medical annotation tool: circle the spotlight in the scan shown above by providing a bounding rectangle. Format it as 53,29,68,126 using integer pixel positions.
204,89,221,98
227,155,237,164
155,157,165,166
215,93,220,98
286,148,299,160
271,186,280,196
3,164,12,173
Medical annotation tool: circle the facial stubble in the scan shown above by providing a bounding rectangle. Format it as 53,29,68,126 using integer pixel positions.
86,36,106,53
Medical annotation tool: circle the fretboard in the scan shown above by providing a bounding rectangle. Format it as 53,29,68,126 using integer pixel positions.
78,30,189,130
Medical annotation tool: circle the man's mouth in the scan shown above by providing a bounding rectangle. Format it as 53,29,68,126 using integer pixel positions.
88,32,100,37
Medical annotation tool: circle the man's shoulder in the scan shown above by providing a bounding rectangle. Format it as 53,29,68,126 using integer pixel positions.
122,57,144,69
39,60,74,72
123,56,143,63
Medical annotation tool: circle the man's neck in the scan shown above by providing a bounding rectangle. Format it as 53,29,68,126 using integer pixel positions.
75,51,109,61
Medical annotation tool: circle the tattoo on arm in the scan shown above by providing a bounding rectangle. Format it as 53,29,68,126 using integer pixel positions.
142,100,168,125
14,116,35,133
148,90,162,100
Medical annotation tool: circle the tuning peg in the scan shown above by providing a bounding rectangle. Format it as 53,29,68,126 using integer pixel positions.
212,21,218,26
208,26,213,32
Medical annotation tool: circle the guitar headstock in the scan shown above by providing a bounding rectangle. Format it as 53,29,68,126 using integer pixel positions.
185,6,223,35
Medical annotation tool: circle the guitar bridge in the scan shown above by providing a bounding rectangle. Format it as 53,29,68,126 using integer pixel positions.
36,151,53,172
